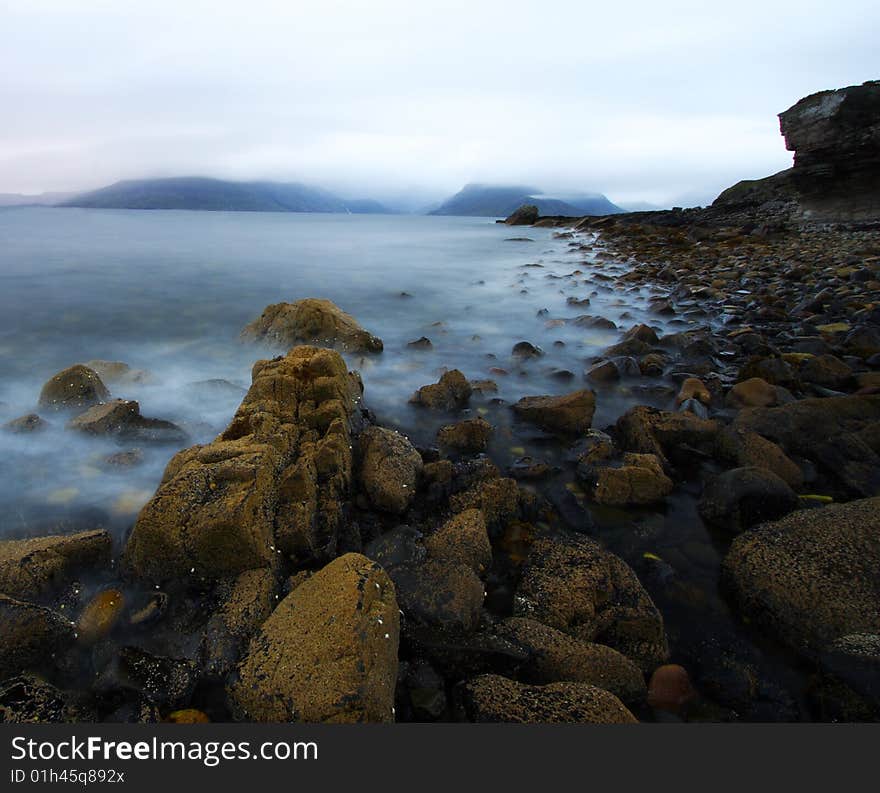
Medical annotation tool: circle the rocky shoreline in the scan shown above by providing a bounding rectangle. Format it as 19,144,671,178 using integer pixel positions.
2,81,879,724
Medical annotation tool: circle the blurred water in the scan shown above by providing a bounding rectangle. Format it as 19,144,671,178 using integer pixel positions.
0,207,670,539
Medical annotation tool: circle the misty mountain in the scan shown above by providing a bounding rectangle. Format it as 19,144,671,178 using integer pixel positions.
0,191,75,207
62,177,393,214
428,184,623,217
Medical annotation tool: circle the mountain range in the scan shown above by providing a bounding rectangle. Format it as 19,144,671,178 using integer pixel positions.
428,183,622,217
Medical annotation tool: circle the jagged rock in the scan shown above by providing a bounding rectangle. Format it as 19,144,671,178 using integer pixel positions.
591,453,674,506
201,568,277,679
411,369,472,411
515,535,668,672
38,364,109,412
424,509,492,575
0,595,75,679
124,346,361,582
512,390,596,434
437,417,493,453
241,298,383,353
0,529,111,601
67,399,187,444
230,554,399,722
494,617,646,703
723,497,880,658
2,414,48,433
462,674,637,723
359,426,422,514
699,467,799,533
504,205,539,225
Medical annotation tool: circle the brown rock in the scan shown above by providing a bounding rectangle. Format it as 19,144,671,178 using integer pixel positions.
0,595,75,679
424,509,491,575
437,417,493,453
676,377,711,406
2,414,48,434
76,588,126,645
592,453,673,506
512,389,596,434
359,426,422,514
38,365,109,412
647,664,696,712
726,377,786,408
411,369,472,411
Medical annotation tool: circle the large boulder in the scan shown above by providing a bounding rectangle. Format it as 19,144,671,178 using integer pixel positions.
723,497,880,658
462,674,637,723
511,390,596,435
699,467,798,533
124,346,361,582
515,535,668,672
358,426,423,514
0,530,111,601
38,364,109,412
230,554,399,722
241,298,383,353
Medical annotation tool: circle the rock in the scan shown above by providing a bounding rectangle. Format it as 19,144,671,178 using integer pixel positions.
359,426,422,514
437,417,493,453
67,399,187,444
95,646,197,709
723,497,880,658
591,453,674,506
647,664,696,713
0,529,111,601
165,709,211,723
615,405,719,471
363,526,426,569
726,377,790,408
515,535,667,672
676,377,711,406
0,674,94,723
407,336,432,349
2,414,48,433
495,617,646,703
585,359,620,383
38,364,109,412
449,477,521,530
76,588,126,645
713,426,804,490
470,379,498,395
462,675,637,723
699,467,798,533
733,395,880,497
512,390,596,434
241,298,383,353
0,595,74,679
411,369,472,411
797,354,853,390
84,360,153,386
230,553,399,722
390,559,485,633
505,205,540,225
624,323,660,345
737,355,799,390
424,509,491,575
201,568,277,679
104,449,144,468
124,346,361,582
512,341,543,359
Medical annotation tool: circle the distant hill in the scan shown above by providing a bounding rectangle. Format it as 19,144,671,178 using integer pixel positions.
429,184,623,217
62,177,393,214
0,191,75,207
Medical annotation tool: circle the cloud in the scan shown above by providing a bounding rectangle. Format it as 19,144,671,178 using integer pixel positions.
1,0,877,204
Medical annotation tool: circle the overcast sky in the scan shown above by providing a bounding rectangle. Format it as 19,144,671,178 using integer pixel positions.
1,0,878,206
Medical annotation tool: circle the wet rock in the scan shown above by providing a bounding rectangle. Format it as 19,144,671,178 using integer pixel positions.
585,359,620,383
165,709,211,723
359,426,422,514
713,426,804,490
364,525,427,569
509,456,552,480
0,674,94,723
124,346,361,582
591,453,674,506
449,476,522,530
424,509,491,575
647,664,696,713
495,618,646,703
505,205,539,225
699,467,798,533
407,336,433,349
400,660,447,721
512,389,596,435
437,417,493,453
38,364,109,412
572,315,617,330
796,354,853,390
95,646,197,709
0,595,75,679
723,497,880,658
241,298,383,353
84,360,153,386
201,568,277,679
76,588,126,645
2,413,48,433
391,559,485,633
725,377,790,408
0,529,111,601
737,355,799,390
676,377,711,406
411,369,472,411
515,535,668,672
624,324,661,345
104,449,144,468
67,399,187,444
512,341,543,359
462,674,637,723
615,405,719,471
129,592,168,627
230,553,399,722
469,379,498,395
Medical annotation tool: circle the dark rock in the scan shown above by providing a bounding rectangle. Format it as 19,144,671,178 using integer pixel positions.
411,369,472,411
38,365,109,412
437,417,493,453
512,341,543,359
2,414,48,433
512,389,596,434
0,595,75,679
504,205,540,225
359,426,423,514
699,467,799,533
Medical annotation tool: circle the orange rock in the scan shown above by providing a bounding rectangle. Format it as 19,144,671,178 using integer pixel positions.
675,377,711,406
165,709,211,723
647,664,696,712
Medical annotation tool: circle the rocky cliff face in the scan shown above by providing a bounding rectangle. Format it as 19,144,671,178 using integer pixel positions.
714,80,880,225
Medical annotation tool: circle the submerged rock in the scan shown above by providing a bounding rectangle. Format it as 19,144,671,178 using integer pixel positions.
230,553,399,723
462,674,637,723
2,413,48,433
38,365,109,412
67,399,187,444
75,588,126,645
723,496,880,658
84,360,154,386
0,529,111,601
511,389,596,435
411,369,472,411
241,298,383,353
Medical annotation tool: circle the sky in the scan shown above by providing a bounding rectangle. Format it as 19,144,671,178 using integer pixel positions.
1,0,878,207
